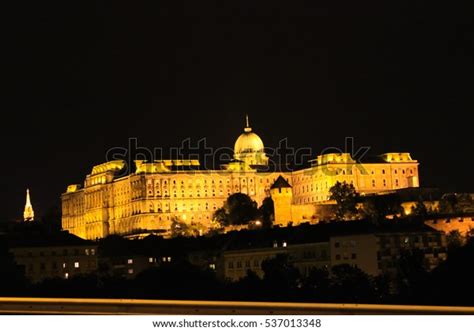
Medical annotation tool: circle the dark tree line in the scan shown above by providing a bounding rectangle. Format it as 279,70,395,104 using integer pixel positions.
214,193,274,228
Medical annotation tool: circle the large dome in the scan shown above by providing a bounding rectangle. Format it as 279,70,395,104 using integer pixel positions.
234,130,265,154
233,116,268,166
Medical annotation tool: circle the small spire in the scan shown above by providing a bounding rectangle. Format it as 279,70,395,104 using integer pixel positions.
244,115,252,132
26,188,31,205
23,188,35,222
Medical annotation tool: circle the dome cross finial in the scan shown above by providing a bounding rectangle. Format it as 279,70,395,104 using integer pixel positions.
244,115,252,132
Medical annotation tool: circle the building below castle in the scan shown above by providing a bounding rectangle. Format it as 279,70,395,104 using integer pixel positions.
62,119,420,240
219,221,446,281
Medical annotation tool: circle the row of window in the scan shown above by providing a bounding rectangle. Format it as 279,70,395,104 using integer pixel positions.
146,202,219,213
334,240,356,249
25,248,96,258
295,177,405,196
28,261,89,273
145,177,275,187
126,257,172,265
228,259,261,270
335,253,357,261
294,168,415,183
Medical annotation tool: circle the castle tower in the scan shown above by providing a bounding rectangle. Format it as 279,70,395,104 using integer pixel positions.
23,188,35,221
270,176,293,227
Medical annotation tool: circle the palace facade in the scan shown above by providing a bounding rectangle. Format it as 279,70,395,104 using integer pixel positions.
62,119,420,240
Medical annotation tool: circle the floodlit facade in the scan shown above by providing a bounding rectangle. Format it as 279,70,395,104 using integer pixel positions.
62,119,420,239
291,152,419,204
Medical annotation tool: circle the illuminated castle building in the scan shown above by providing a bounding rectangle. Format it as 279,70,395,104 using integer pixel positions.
62,118,420,240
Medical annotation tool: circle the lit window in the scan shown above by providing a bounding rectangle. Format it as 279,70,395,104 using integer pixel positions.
85,249,89,256
209,264,216,270
62,263,67,269
74,262,80,268
149,257,154,263
64,273,69,279
128,259,133,264
282,241,287,248
167,257,171,262
91,249,95,256
128,269,134,274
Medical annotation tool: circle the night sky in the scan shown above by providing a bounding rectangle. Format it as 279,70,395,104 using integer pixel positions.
1,1,473,222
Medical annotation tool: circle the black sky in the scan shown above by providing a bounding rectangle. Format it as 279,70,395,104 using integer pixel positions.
1,1,473,221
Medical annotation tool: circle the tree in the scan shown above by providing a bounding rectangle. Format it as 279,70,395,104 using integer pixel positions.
213,193,258,226
394,249,430,302
301,267,331,301
170,217,205,238
373,273,392,303
438,194,458,214
411,197,428,218
438,193,474,214
446,230,465,251
0,238,27,296
131,261,223,300
424,238,474,306
330,264,376,303
456,194,474,213
329,182,359,220
261,254,301,300
362,194,403,223
213,208,227,225
258,197,274,228
230,270,263,301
